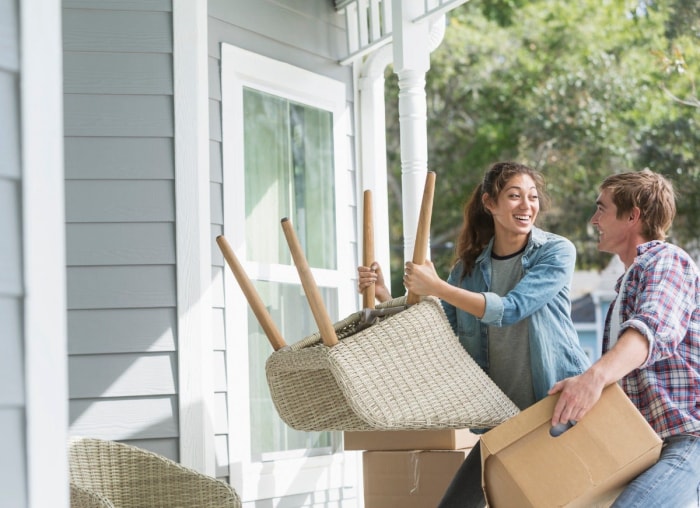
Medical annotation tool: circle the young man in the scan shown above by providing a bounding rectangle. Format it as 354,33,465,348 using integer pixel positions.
549,169,700,507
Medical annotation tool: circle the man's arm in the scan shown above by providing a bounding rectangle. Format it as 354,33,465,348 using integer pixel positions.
548,328,649,425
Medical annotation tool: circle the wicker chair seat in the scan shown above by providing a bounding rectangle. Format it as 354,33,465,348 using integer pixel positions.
266,296,520,431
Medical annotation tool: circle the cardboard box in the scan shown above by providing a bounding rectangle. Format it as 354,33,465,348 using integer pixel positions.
345,428,479,451
363,449,470,508
480,383,662,508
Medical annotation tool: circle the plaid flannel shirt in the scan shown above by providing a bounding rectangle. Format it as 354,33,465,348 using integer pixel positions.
603,241,700,439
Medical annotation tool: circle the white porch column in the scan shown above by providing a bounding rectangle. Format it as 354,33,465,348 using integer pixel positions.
357,45,393,280
391,0,431,264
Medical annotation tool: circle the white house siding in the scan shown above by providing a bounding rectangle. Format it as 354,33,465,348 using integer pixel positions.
208,0,359,505
0,1,27,504
63,0,181,460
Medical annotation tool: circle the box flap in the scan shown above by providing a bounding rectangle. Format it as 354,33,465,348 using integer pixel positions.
481,395,556,455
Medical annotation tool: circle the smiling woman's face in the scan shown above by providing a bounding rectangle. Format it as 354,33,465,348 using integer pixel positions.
484,173,540,241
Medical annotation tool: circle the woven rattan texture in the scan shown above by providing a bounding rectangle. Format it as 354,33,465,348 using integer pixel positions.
68,437,242,508
70,482,114,508
266,296,520,431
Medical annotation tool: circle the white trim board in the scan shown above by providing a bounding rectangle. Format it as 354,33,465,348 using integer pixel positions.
21,1,69,507
173,0,215,475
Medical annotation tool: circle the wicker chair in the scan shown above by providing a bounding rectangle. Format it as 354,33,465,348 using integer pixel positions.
68,437,242,508
70,482,114,508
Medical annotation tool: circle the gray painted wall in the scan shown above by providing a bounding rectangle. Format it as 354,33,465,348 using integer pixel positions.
63,0,180,459
63,0,358,503
0,0,27,505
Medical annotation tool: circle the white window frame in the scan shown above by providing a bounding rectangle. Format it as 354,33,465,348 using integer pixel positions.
220,44,357,502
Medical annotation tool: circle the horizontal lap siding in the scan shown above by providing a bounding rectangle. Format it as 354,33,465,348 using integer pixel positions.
0,179,22,293
63,9,171,53
0,410,26,505
68,307,176,354
65,180,175,222
64,137,174,179
64,95,173,137
67,265,176,309
63,52,173,95
0,74,20,177
63,0,171,10
69,396,178,440
69,353,177,398
64,1,179,459
0,298,23,403
66,223,176,265
0,1,26,505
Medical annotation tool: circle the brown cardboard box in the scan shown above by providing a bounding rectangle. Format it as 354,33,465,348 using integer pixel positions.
480,383,662,508
345,428,479,451
363,449,471,508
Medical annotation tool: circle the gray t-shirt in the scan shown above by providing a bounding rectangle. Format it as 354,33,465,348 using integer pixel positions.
487,251,536,410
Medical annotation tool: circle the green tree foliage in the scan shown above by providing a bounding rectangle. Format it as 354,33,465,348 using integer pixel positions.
639,1,700,252
384,0,699,287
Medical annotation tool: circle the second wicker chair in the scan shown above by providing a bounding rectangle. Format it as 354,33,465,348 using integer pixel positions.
68,437,241,508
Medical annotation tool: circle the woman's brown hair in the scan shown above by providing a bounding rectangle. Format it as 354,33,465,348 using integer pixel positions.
454,161,549,279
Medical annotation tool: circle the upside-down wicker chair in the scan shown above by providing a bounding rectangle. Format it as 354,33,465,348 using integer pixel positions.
216,172,520,432
264,294,520,431
68,437,242,508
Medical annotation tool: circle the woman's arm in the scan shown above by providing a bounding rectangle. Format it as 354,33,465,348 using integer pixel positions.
404,235,575,324
404,260,486,318
486,237,576,325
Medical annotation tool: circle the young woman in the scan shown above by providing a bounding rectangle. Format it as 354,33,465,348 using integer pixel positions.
359,161,590,507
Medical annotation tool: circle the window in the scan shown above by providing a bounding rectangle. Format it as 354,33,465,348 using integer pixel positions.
242,88,339,460
221,44,356,499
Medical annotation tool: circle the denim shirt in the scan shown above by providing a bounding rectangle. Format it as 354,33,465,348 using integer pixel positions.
441,227,591,401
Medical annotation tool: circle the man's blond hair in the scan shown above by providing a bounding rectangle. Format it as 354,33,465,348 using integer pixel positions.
600,169,676,241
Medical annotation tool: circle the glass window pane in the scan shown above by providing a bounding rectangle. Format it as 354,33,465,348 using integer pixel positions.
290,103,337,269
243,88,336,269
243,89,292,265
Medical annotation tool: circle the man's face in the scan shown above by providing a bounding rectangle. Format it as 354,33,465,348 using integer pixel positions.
590,188,629,255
